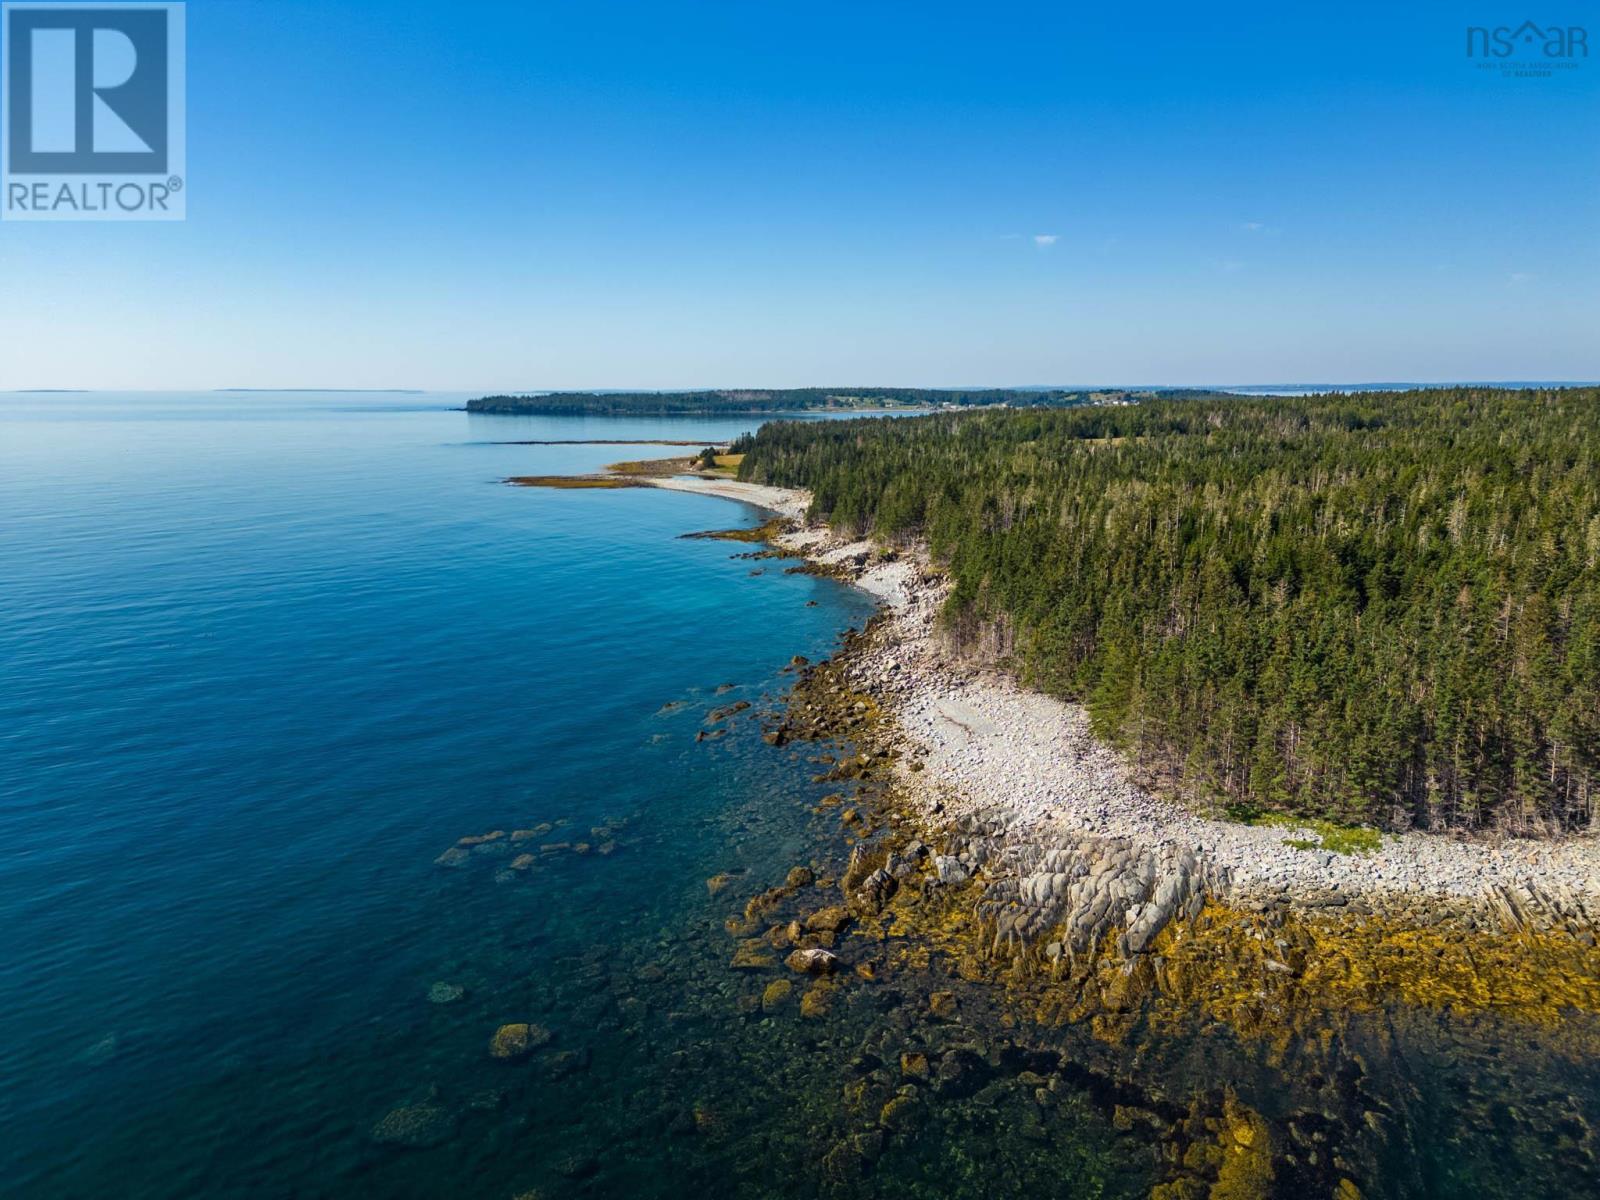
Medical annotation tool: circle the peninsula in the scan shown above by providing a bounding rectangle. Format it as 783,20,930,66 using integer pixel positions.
466,387,1227,416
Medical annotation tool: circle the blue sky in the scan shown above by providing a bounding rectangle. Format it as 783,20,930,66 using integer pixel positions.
1,0,1596,390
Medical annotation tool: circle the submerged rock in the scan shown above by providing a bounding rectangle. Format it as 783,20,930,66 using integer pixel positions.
427,981,465,1005
731,939,778,970
879,1093,920,1131
558,1155,600,1180
707,700,751,724
433,847,471,868
821,1138,867,1186
370,1102,456,1148
488,1023,552,1060
762,979,794,1012
465,1089,506,1112
547,1048,590,1078
800,985,832,1018
932,1048,990,1099
78,1034,119,1067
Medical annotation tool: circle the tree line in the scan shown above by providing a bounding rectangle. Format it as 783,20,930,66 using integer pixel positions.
733,389,1600,834
465,387,1224,415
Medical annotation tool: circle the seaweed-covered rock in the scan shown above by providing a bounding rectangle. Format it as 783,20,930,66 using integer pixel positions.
731,940,778,971
932,1048,989,1099
879,1093,920,1131
805,906,852,933
488,1023,552,1060
800,985,833,1018
762,979,794,1012
786,948,840,976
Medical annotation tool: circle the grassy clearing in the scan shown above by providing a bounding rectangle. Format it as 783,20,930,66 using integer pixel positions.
1250,814,1383,855
605,456,693,476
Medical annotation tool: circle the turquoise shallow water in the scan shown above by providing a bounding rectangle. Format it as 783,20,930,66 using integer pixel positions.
3,394,1598,1199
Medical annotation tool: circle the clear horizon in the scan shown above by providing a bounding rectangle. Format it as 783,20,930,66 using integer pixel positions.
1,0,1595,389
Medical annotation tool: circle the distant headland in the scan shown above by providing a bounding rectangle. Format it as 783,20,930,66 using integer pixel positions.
464,387,1227,415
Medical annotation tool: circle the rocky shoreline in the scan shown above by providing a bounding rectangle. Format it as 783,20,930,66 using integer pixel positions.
486,466,1600,1198
650,474,1600,927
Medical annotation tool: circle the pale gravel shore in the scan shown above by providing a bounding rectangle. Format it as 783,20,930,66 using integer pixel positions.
645,474,1600,913
645,475,811,520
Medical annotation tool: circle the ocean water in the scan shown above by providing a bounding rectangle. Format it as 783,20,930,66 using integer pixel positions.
0,393,897,1195
3,394,1597,1199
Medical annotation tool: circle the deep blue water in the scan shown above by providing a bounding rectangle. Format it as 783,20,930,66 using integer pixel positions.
0,394,900,1196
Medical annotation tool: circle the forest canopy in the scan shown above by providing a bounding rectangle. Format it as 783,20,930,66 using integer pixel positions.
733,389,1600,834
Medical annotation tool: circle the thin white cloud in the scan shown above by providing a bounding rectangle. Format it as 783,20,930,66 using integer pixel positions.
1033,234,1058,247
1241,221,1265,232
1509,271,1535,284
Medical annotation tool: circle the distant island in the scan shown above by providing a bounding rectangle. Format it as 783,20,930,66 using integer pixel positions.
465,387,1227,415
216,388,429,394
